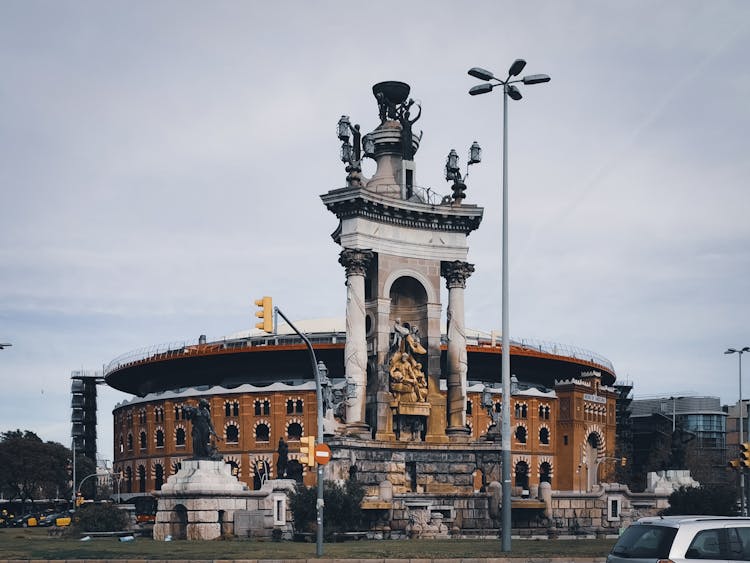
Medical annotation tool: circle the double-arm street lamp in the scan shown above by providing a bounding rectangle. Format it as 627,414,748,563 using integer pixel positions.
727,346,750,516
468,60,550,553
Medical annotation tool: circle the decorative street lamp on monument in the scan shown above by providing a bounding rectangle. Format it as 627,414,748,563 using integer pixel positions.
467,60,550,553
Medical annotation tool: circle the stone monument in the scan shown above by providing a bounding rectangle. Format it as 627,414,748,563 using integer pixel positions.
323,81,484,443
153,399,295,540
321,82,504,536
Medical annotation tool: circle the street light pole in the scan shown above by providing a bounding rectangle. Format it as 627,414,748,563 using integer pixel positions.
468,60,550,553
274,307,325,557
71,440,76,508
499,79,513,552
727,346,750,516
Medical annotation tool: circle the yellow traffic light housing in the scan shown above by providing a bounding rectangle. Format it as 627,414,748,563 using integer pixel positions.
740,442,750,468
299,435,316,467
729,459,741,469
255,296,273,333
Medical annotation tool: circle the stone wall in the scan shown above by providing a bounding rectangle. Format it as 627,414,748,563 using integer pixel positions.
325,437,501,496
540,483,670,536
324,438,673,538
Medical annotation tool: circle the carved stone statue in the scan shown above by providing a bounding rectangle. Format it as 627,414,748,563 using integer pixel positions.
276,437,288,478
390,352,423,402
398,98,421,161
387,319,430,440
184,398,221,459
391,319,427,358
350,123,362,163
668,425,696,469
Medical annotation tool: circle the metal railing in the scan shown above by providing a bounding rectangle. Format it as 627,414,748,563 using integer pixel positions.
354,183,450,206
463,332,615,373
105,331,614,376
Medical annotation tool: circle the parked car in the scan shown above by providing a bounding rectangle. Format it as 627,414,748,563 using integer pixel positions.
37,511,72,527
0,509,14,528
607,515,750,563
10,513,39,527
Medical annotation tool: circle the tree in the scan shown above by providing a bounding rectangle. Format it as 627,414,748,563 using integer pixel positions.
290,477,365,538
664,484,739,516
0,430,74,504
74,503,129,532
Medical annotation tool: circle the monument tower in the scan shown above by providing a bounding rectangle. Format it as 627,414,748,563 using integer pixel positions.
321,81,484,443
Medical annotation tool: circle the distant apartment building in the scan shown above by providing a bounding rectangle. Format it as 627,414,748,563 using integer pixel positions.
630,396,728,490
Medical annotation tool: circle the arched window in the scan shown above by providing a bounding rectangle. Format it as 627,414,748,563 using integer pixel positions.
119,436,124,453
515,425,527,444
287,422,303,441
139,431,147,449
125,466,133,493
226,424,239,444
155,429,165,448
255,399,270,415
226,460,240,478
514,461,529,489
127,433,133,451
295,399,304,414
176,427,186,447
539,427,550,445
225,402,232,417
514,403,521,418
286,399,294,414
521,404,528,418
540,461,552,484
137,465,146,493
255,423,270,442
154,464,164,490
466,400,473,415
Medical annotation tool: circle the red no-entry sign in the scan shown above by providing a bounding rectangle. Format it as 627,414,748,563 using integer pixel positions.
314,443,332,465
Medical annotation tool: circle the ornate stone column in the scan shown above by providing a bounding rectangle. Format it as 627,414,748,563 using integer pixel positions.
339,248,374,437
441,260,475,439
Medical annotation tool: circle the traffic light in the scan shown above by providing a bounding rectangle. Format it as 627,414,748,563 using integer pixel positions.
254,296,273,333
740,442,750,468
729,459,741,469
299,435,316,467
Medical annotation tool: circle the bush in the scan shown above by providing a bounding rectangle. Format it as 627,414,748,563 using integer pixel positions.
664,484,739,516
73,503,130,532
290,477,365,538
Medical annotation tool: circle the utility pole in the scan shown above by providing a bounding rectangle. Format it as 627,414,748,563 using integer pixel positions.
274,307,325,556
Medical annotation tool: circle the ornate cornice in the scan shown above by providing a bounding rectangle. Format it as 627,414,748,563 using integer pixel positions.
321,187,483,236
441,260,475,289
339,248,374,277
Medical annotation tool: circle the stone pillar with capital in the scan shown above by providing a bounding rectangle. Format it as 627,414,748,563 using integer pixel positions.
339,248,375,437
441,260,475,440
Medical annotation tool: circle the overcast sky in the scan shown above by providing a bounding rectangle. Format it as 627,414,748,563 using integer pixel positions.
1,1,748,460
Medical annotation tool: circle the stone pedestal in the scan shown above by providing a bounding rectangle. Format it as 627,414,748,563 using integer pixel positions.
153,460,249,541
153,460,295,541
